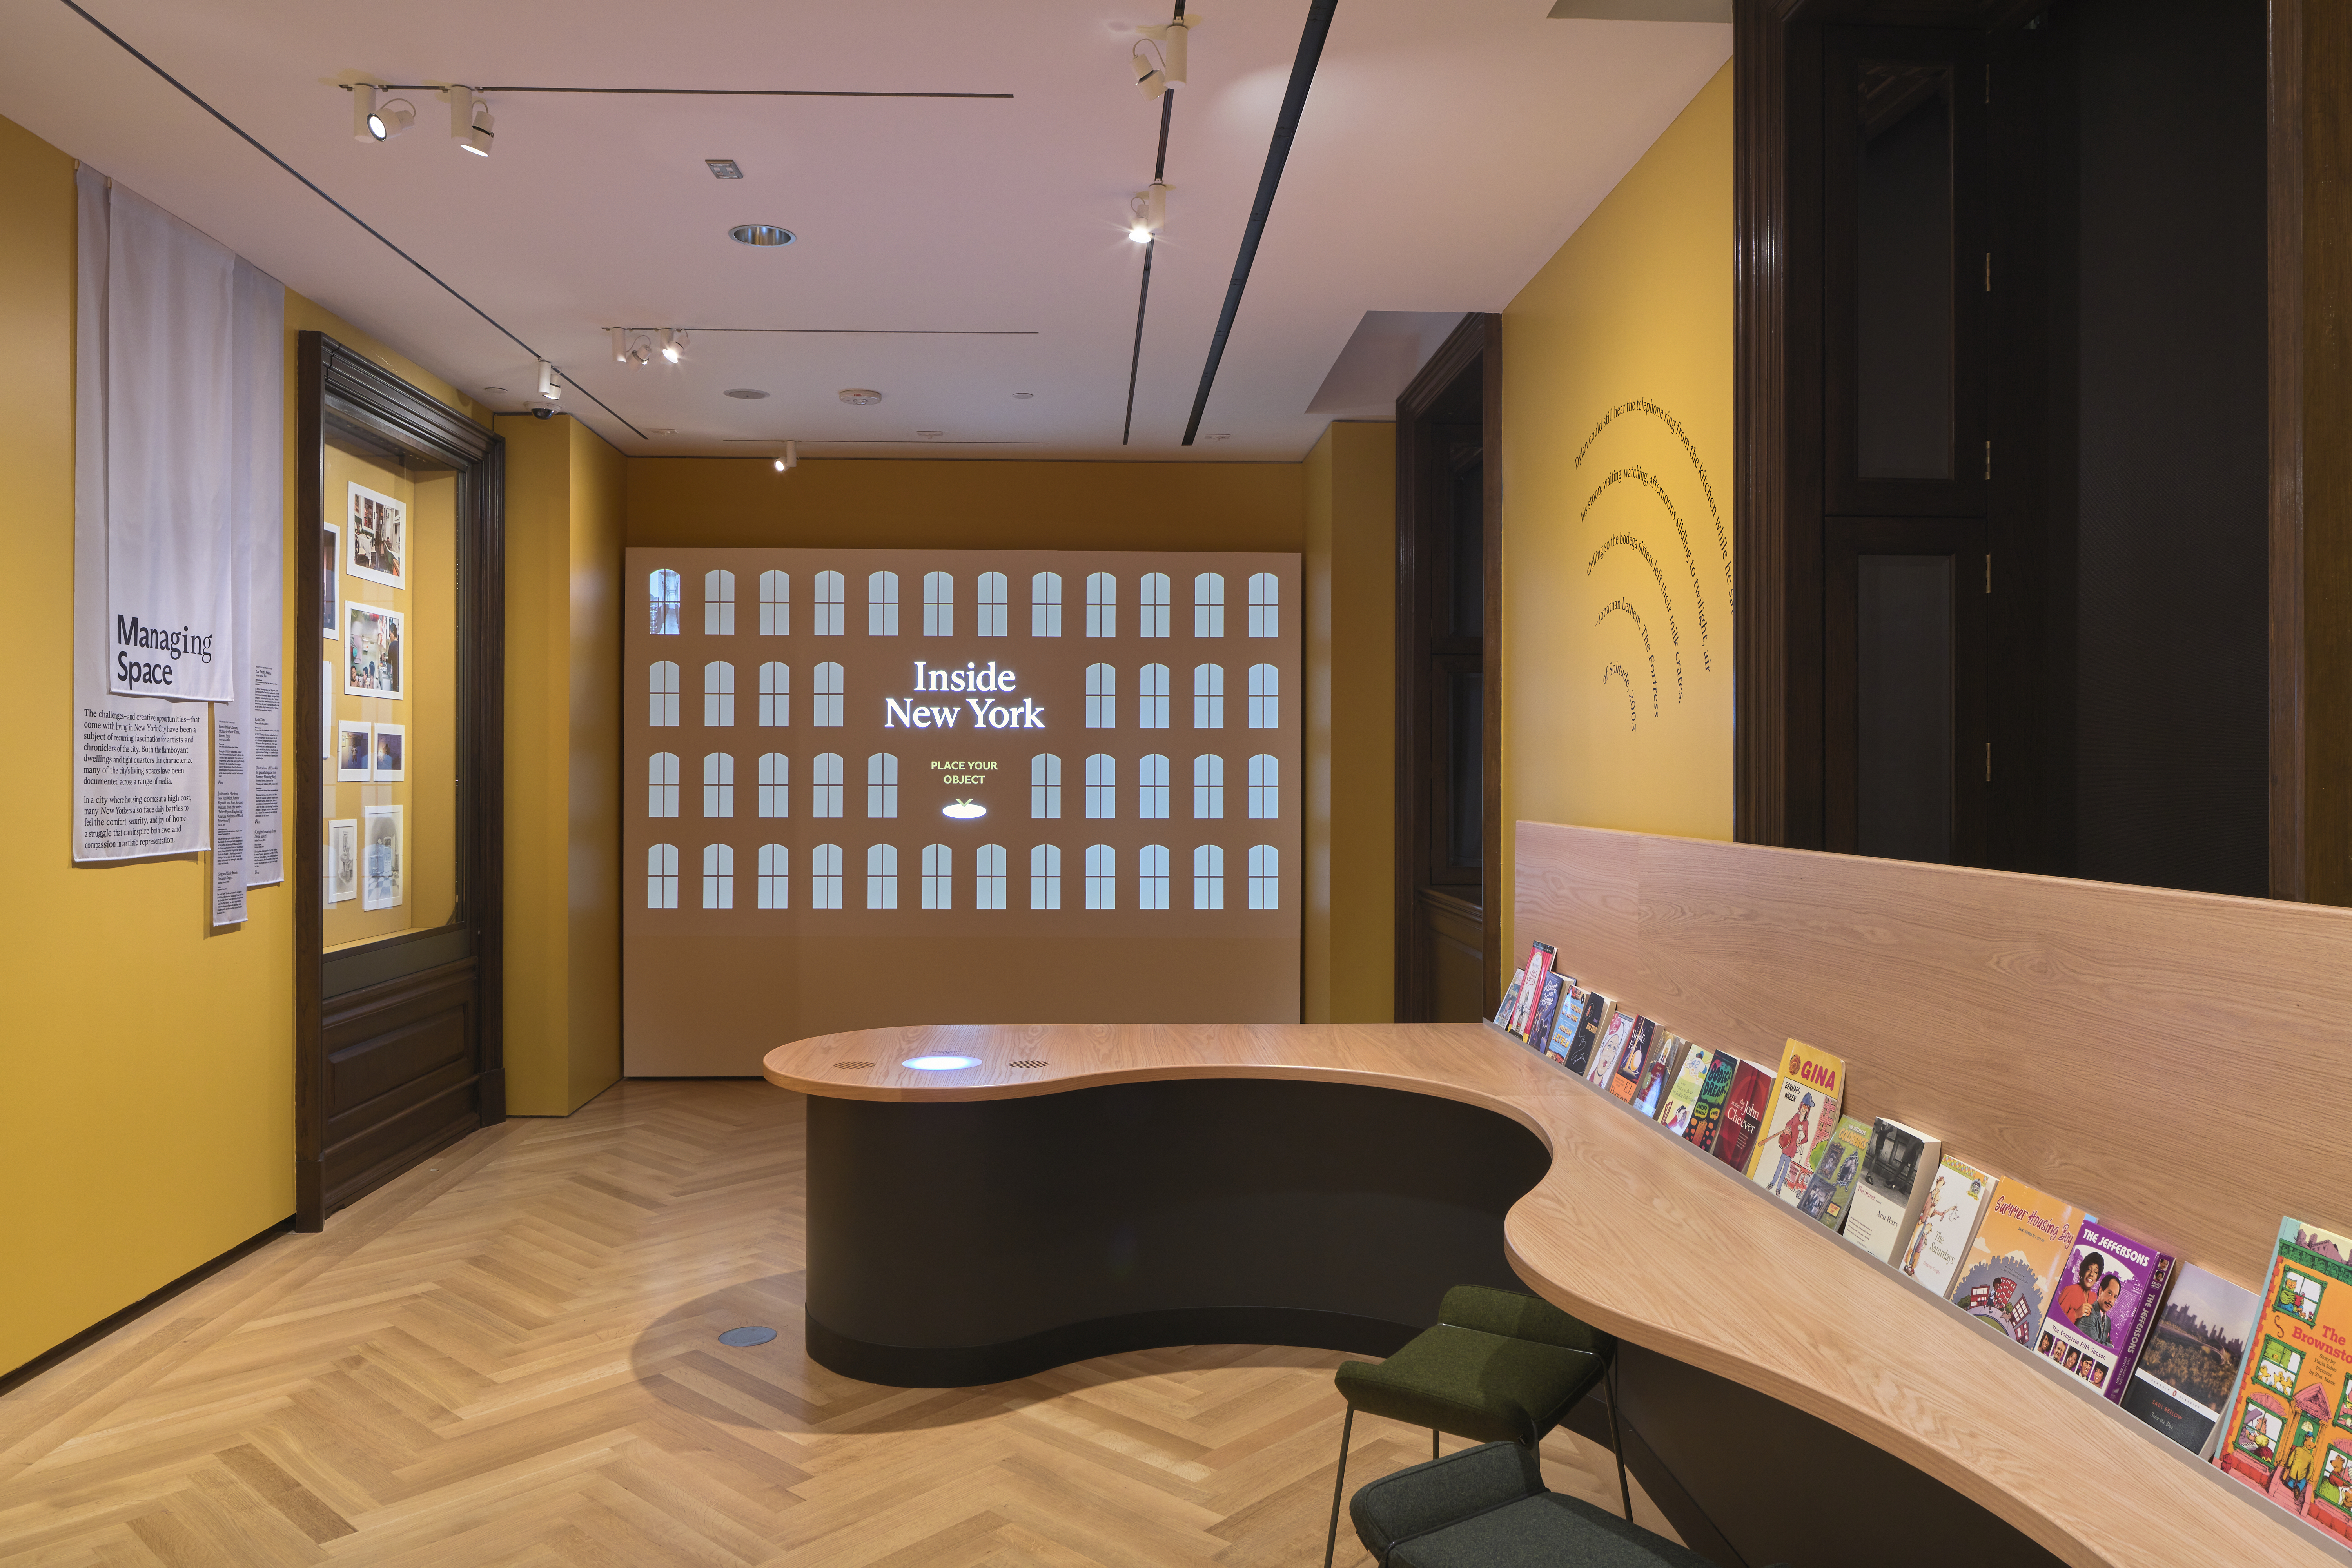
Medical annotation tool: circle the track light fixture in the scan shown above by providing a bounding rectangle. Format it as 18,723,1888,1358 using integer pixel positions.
443,85,494,156
1129,181,1168,243
537,359,561,401
660,328,686,364
353,83,415,142
773,441,798,474
1131,15,1199,98
610,328,657,365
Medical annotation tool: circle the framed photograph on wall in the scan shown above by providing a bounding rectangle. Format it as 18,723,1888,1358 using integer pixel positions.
371,723,406,782
346,482,407,590
336,720,374,782
325,818,359,904
344,603,405,700
322,524,340,636
321,659,334,759
361,804,404,911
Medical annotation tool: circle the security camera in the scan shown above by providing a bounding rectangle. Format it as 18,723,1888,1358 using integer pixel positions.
530,405,554,421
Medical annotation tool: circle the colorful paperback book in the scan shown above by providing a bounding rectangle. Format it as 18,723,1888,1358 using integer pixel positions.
2034,1219,2176,1403
2217,1218,2352,1541
1949,1178,2087,1348
1584,1009,1642,1088
1656,1046,1717,1138
1843,1119,1942,1265
1507,943,1555,1037
1681,1052,1742,1152
1796,1114,1872,1232
1543,984,1591,1066
1748,1038,1845,1202
1493,970,1524,1030
1631,1033,1691,1119
1708,1058,1776,1173
1606,1017,1658,1102
1560,990,1613,1076
2124,1262,2260,1460
1525,972,1568,1056
1898,1155,1996,1298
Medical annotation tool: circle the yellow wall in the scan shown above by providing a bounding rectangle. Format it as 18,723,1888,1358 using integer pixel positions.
501,414,624,1114
1498,63,1735,971
1304,421,1397,1022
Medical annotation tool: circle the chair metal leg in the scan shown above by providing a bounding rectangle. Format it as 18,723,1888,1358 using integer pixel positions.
1323,1405,1355,1568
1606,1356,1632,1521
1431,1427,1439,1462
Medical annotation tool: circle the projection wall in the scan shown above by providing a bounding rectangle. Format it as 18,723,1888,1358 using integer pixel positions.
623,548,1303,1073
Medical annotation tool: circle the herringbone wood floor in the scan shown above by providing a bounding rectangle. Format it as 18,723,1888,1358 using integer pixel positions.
0,1080,1677,1565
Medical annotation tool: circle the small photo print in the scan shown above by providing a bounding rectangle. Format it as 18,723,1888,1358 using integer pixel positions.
322,524,340,636
322,660,335,759
371,723,406,782
345,602,405,699
326,818,359,904
336,720,374,782
361,804,404,911
347,482,407,590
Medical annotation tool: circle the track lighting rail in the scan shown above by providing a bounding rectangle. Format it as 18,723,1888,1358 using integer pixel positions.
338,84,1013,100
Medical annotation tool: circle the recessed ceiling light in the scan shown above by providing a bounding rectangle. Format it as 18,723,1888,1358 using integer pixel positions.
729,224,796,247
724,388,771,400
916,430,944,439
481,386,507,394
1013,392,1034,399
838,388,883,405
706,158,744,179
650,427,677,436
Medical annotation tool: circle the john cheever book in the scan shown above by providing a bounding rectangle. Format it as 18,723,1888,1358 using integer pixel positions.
2216,1218,2352,1542
1708,1057,1776,1174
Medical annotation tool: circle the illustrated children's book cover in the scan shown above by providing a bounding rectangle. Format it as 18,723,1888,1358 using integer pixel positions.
1608,1016,1659,1102
1657,1046,1717,1138
2123,1262,2260,1459
1493,969,1524,1030
1949,1178,2087,1348
1543,984,1592,1066
1506,942,1555,1037
1708,1058,1776,1173
1560,989,1613,1076
1526,972,1568,1057
1796,1114,1872,1233
1681,1051,1743,1154
1843,1119,1941,1265
1631,1033,1692,1119
2034,1219,2175,1403
1748,1038,1845,1203
1584,1009,1644,1089
2216,1218,2352,1541
1900,1155,1996,1299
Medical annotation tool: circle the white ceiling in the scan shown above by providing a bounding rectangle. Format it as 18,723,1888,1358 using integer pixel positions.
0,0,1728,460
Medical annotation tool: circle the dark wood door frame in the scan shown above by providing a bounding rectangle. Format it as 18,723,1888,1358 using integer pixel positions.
294,333,506,1229
1394,313,1504,1019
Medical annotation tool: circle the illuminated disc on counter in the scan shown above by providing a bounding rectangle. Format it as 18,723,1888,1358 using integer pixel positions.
902,1054,983,1071
942,800,986,819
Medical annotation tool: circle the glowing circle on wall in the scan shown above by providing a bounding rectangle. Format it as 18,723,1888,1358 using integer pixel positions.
902,1054,982,1072
942,800,986,819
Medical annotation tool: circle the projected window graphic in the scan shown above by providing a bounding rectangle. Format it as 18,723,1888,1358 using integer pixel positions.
648,842,679,908
758,844,789,908
1030,843,1062,908
704,661,735,727
813,662,844,726
1086,572,1116,637
1141,572,1171,637
1247,663,1278,729
1031,753,1062,818
758,662,789,727
1085,843,1116,908
867,753,899,818
705,569,736,635
649,752,679,817
1194,664,1224,728
1248,572,1278,638
1086,663,1116,728
650,569,681,635
760,570,789,635
758,753,789,818
922,843,953,908
924,571,954,636
1249,844,1279,909
976,843,1007,908
703,843,734,908
1194,754,1225,818
1194,572,1224,637
1194,844,1224,909
703,752,735,818
650,661,680,726
1249,754,1278,819
869,571,900,636
1085,753,1117,819
1140,844,1170,909
867,843,898,907
978,572,1009,637
1139,753,1170,819
812,752,844,818
814,570,845,636
1032,572,1063,637
1140,663,1169,728
811,842,843,909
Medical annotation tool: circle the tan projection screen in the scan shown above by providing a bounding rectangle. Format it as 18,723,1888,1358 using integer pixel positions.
623,548,1303,1074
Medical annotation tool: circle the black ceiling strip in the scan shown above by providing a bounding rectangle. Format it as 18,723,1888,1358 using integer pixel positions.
1122,83,1179,448
353,84,1013,100
54,0,645,441
1181,0,1337,446
613,327,1039,335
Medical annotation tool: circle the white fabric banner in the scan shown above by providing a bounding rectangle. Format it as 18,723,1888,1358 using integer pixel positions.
211,256,286,922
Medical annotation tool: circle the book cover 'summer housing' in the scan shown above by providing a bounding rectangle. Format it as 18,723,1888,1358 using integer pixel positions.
1950,1179,2086,1350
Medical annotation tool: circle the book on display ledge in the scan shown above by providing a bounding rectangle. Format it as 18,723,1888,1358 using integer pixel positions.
2124,1261,2260,1460
1606,1016,1659,1102
1656,1045,1717,1139
1708,1058,1776,1174
2216,1218,2352,1539
2035,1218,2176,1404
1797,1114,1872,1232
1525,971,1568,1055
1508,943,1556,1037
1563,993,1616,1077
1681,1051,1742,1153
1948,1178,2086,1351
1493,970,1524,1031
1630,1032,1691,1118
1543,983,1593,1066
1749,1038,1845,1203
1584,1009,1641,1088
1900,1154,1998,1298
1842,1119,1941,1265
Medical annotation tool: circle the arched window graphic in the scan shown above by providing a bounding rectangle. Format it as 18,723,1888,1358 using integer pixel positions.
1247,572,1279,638
704,569,737,635
1139,844,1171,909
759,570,789,636
1139,663,1170,728
1029,844,1062,909
1247,663,1278,729
1140,572,1171,637
1248,753,1279,819
1085,572,1117,637
1194,754,1225,818
813,662,844,726
1193,844,1225,909
1085,663,1116,728
868,570,900,636
1031,753,1062,818
977,572,1009,637
702,843,734,909
649,661,680,726
1248,844,1280,909
1138,753,1170,819
1085,753,1117,819
921,843,953,908
650,569,681,635
1031,572,1063,636
811,843,844,909
757,844,789,908
757,753,789,817
866,843,899,908
1085,843,1116,909
976,843,1007,909
648,751,679,817
1193,664,1225,728
647,843,679,908
922,571,954,637
758,661,789,727
867,752,899,817
811,752,844,818
704,661,735,727
702,752,735,817
1193,572,1225,638
813,570,846,636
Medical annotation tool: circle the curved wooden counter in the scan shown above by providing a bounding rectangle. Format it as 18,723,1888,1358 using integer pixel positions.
767,1022,2341,1568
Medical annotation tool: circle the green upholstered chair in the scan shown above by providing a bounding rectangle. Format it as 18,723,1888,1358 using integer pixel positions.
1325,1286,1624,1568
1349,1440,1730,1568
